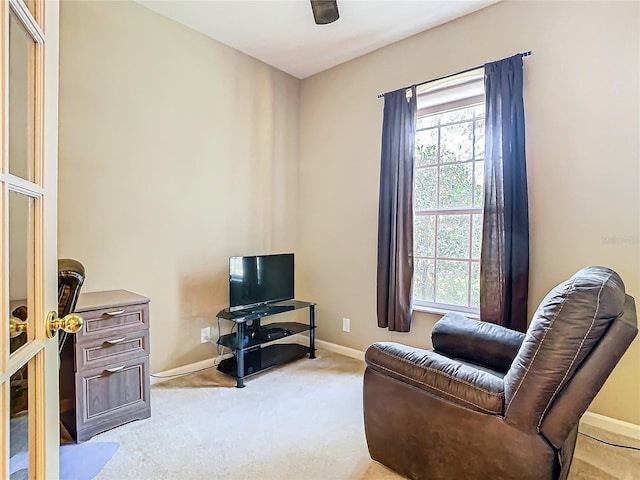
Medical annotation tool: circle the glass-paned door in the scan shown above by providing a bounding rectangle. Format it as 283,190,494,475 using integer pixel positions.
1,1,60,478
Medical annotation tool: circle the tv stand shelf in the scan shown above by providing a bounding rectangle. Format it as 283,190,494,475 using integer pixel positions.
217,321,312,350
215,300,316,388
217,344,311,379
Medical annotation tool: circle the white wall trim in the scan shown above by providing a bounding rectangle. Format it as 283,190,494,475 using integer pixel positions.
315,339,365,361
150,356,223,385
150,346,640,442
580,412,640,439
149,340,366,386
315,341,640,440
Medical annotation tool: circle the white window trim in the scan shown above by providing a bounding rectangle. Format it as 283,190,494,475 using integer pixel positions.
413,302,480,320
413,71,485,317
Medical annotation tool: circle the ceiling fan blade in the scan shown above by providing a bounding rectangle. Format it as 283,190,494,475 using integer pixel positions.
310,0,339,25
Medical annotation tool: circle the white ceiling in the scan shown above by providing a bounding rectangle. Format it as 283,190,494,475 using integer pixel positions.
136,0,499,79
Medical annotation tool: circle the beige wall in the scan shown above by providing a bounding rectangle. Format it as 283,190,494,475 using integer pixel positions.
58,0,639,425
58,1,300,372
298,1,640,424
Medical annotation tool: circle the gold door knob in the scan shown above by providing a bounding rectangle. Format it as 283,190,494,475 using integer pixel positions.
46,311,84,339
9,317,28,338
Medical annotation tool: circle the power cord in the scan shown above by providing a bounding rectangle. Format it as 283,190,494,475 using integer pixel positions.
216,316,233,356
579,431,640,451
149,353,234,379
152,315,242,380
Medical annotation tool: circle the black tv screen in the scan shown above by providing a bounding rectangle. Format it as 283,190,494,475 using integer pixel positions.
229,253,294,311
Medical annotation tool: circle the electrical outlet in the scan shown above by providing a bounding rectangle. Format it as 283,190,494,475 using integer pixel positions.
342,317,350,333
200,327,211,344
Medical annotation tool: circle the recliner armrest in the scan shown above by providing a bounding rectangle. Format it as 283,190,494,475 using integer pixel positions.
365,342,504,415
432,312,525,373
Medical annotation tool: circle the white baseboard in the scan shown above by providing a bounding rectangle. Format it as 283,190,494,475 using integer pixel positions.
150,356,223,386
150,344,639,442
580,411,640,439
314,339,365,361
150,339,364,386
315,341,640,440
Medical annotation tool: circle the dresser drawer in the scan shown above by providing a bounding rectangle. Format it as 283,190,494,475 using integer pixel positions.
77,356,150,431
77,302,149,342
76,329,149,371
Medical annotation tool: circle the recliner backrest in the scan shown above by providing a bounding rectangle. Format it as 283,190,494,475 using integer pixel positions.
503,266,628,432
539,294,637,447
58,258,85,317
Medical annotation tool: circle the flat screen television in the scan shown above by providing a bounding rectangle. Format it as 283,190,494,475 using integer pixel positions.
229,253,294,312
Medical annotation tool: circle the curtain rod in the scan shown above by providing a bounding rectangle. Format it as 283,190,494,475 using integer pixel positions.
377,51,532,99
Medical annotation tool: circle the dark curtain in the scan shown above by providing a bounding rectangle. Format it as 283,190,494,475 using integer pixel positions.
480,54,529,333
377,87,417,332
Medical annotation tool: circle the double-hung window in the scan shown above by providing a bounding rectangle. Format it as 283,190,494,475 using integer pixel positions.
413,71,485,315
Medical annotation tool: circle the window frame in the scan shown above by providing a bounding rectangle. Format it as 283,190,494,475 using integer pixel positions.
412,73,485,317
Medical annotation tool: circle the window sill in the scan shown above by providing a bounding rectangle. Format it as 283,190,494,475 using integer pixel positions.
412,304,480,320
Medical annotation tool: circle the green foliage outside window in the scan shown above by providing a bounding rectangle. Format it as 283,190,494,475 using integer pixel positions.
413,104,484,310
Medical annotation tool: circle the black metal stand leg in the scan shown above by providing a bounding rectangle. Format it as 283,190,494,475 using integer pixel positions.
309,305,316,359
236,322,245,388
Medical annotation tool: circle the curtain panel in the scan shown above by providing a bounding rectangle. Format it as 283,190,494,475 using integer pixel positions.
481,54,529,332
377,87,417,332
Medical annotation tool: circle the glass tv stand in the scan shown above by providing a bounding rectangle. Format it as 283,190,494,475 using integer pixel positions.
215,300,316,388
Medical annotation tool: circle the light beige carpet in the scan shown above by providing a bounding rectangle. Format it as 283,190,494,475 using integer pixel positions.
91,349,639,479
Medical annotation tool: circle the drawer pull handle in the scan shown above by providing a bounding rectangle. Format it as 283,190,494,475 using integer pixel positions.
104,365,125,373
105,310,125,316
104,337,126,345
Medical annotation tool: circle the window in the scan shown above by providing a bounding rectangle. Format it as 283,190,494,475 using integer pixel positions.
413,73,485,315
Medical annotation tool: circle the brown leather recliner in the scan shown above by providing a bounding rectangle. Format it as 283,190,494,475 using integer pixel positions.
57,258,86,319
56,258,86,349
363,266,638,480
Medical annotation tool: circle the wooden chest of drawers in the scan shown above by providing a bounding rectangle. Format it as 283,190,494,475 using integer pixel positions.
60,290,151,442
